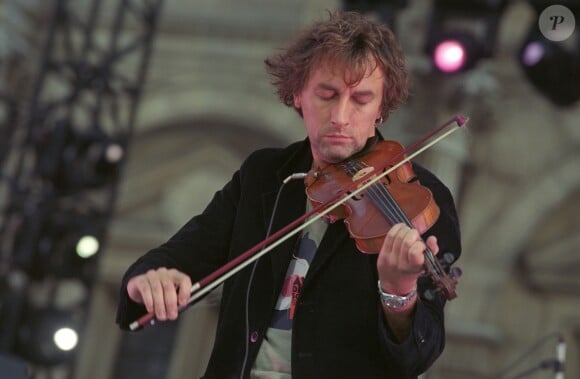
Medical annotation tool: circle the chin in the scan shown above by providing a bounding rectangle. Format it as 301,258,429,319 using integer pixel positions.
317,145,357,164
325,153,351,164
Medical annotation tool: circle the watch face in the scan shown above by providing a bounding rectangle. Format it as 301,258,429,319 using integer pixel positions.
382,296,407,308
378,281,416,309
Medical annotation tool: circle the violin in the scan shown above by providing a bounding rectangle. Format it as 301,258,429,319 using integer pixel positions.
305,139,459,300
129,115,466,330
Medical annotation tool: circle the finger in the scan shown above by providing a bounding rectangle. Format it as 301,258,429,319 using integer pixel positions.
147,270,168,321
139,277,155,314
162,278,179,320
397,227,420,266
389,223,409,255
400,227,421,254
383,223,401,252
407,240,426,267
127,275,154,312
425,235,439,255
126,275,144,304
160,269,191,320
176,274,193,307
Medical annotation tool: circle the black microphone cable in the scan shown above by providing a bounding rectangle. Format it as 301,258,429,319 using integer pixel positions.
239,172,307,378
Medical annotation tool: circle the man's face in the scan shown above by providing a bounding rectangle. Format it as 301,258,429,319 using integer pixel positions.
294,62,384,167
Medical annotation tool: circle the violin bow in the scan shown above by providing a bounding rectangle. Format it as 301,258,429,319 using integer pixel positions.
130,114,468,330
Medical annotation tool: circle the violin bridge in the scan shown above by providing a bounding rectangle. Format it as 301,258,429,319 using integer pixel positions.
351,166,375,183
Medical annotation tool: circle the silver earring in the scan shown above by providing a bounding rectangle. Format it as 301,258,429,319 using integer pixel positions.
375,117,383,125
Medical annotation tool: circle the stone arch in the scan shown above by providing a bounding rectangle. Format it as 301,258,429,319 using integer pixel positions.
452,154,580,322
136,80,306,145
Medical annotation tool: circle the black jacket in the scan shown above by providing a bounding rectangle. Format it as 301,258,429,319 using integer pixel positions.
116,137,461,379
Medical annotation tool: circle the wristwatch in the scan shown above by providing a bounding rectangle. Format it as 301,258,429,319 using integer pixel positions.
377,281,417,309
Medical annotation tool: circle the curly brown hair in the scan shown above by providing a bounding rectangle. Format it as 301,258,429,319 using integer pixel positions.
265,10,410,120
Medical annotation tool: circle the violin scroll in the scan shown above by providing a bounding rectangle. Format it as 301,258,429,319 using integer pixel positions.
423,251,462,301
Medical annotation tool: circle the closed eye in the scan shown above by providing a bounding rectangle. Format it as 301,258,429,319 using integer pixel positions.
316,89,336,100
353,93,375,105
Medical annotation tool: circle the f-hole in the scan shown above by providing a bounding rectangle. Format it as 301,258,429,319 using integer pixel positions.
407,175,419,184
382,167,393,185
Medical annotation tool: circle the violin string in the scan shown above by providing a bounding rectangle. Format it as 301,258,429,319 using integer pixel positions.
370,180,444,281
345,161,409,225
347,160,444,281
371,182,443,279
345,161,411,232
369,185,443,282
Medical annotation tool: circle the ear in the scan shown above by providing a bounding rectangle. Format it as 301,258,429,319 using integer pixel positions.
293,94,301,109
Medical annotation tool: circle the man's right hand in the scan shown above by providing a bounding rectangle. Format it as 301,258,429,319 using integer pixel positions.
126,267,192,321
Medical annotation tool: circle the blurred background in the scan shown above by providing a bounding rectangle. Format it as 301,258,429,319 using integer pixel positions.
0,0,578,378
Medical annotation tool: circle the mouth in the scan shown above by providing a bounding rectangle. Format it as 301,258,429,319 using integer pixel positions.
323,134,351,142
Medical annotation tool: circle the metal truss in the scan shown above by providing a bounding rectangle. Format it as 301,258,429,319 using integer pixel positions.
0,0,164,376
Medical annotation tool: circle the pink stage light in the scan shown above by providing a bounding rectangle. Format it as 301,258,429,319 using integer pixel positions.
433,39,467,73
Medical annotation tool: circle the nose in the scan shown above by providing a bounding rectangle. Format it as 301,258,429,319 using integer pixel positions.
330,97,350,127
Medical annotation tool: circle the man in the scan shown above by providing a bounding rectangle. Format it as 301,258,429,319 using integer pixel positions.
116,10,461,379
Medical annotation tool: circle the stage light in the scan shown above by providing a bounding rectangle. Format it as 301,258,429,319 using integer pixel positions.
75,235,100,259
434,41,465,72
53,327,79,351
35,121,126,193
425,0,507,74
518,23,580,106
15,306,82,366
13,208,105,282
428,33,480,73
37,215,103,281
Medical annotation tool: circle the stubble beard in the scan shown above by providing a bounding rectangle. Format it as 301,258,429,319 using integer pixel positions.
318,140,360,165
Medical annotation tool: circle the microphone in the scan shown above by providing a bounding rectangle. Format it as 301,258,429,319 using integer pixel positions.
283,172,307,183
555,336,566,379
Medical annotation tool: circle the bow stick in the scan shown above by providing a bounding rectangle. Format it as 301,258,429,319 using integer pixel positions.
130,114,468,330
